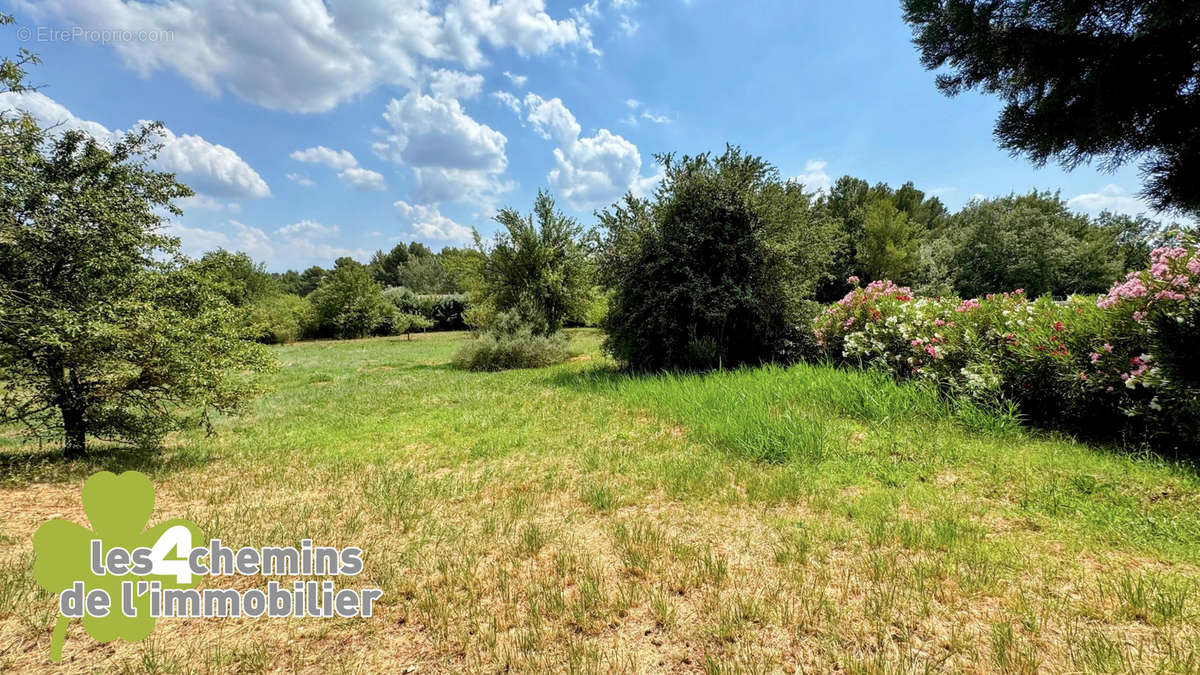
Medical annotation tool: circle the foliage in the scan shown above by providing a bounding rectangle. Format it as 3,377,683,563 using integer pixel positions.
479,190,593,336
857,198,922,283
944,192,1129,299
452,312,571,371
813,234,1200,451
901,0,1200,216
305,259,394,339
246,292,311,344
192,249,277,307
0,123,273,457
599,146,839,371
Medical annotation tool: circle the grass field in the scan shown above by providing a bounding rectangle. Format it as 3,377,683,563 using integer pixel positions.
2,329,1200,672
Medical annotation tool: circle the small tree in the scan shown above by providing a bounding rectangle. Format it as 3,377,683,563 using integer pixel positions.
306,259,393,339
478,190,592,335
857,198,922,284
598,146,839,371
0,122,274,458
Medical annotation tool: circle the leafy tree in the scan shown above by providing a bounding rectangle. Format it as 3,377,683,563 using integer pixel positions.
902,0,1200,216
857,198,923,283
947,191,1124,298
0,14,39,95
0,122,273,458
599,146,838,371
306,259,393,339
479,190,592,335
192,249,277,306
369,244,411,288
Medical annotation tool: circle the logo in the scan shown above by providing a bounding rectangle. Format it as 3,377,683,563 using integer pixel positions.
33,471,381,663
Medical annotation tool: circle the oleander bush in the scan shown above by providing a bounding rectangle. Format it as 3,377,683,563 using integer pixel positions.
812,235,1200,451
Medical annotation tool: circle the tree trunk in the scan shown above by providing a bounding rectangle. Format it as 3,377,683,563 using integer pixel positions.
61,403,87,460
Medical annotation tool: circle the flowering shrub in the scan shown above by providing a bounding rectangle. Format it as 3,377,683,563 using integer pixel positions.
813,233,1200,451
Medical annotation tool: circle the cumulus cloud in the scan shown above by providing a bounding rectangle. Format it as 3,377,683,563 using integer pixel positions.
373,88,511,207
338,167,388,192
1067,184,1153,217
522,93,653,210
169,218,372,269
491,90,523,114
394,201,474,243
427,68,484,100
0,91,270,200
793,159,832,193
14,0,598,113
289,146,359,170
286,172,315,187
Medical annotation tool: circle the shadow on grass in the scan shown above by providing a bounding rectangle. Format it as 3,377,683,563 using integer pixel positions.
0,441,216,487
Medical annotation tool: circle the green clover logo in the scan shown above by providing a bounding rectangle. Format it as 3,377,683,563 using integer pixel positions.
32,471,202,662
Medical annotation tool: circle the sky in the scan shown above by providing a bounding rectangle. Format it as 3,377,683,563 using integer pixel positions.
0,0,1169,271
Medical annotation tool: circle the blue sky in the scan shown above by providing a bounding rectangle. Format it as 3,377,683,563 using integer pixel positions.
1,0,1162,271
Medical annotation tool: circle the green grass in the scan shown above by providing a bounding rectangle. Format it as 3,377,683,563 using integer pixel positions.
2,328,1199,671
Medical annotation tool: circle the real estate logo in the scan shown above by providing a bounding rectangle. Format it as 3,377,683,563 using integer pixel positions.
33,471,382,663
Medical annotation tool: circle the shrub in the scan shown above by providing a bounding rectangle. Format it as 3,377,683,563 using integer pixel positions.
418,294,469,330
812,233,1200,451
598,146,838,371
453,312,571,371
247,293,312,344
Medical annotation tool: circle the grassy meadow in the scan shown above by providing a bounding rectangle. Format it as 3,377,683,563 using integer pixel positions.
2,329,1200,672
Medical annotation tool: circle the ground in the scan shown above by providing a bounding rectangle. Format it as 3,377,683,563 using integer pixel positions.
1,329,1199,673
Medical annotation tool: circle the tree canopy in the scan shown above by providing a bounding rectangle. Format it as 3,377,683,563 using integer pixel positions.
902,0,1200,216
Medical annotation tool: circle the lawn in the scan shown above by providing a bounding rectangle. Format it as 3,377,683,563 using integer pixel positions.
2,329,1199,672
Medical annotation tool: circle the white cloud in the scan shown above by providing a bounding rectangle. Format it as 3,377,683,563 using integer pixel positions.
373,89,511,207
338,167,387,191
394,201,474,243
278,219,341,238
502,71,529,89
617,15,638,36
793,159,831,193
640,111,669,124
491,90,523,114
625,98,641,109
523,93,652,210
289,146,359,171
0,91,269,200
427,68,484,100
1067,184,1153,217
15,0,599,113
286,172,315,187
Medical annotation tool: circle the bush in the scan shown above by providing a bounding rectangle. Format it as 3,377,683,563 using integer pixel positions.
598,147,838,371
418,294,469,330
247,293,312,344
453,312,571,371
812,233,1200,451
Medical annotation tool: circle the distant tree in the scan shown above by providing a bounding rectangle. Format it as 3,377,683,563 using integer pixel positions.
306,259,393,339
192,249,277,306
857,198,923,284
0,122,273,458
273,269,305,296
479,190,592,335
1094,211,1169,272
296,266,328,296
369,244,411,288
948,192,1124,298
902,0,1200,216
599,146,839,371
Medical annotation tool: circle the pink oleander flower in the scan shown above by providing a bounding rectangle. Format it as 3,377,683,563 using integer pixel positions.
847,275,860,285
925,346,938,358
933,318,946,327
1103,343,1113,353
1053,321,1064,332
1133,310,1147,322
1079,373,1088,381
1090,352,1100,363
1188,258,1200,275
955,298,981,313
910,339,923,346
842,317,855,328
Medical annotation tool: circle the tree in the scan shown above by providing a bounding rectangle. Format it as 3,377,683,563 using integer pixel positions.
947,192,1125,298
599,146,839,371
306,259,393,339
0,123,273,458
369,244,411,288
193,249,277,307
479,190,592,335
856,198,923,283
902,0,1200,216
